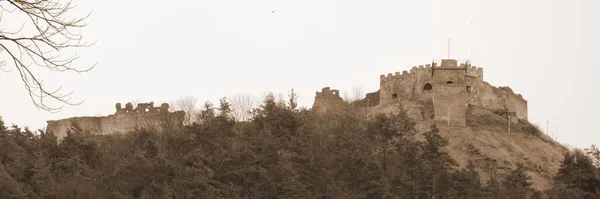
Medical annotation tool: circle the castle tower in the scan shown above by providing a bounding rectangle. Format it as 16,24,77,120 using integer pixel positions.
432,59,467,126
312,87,345,113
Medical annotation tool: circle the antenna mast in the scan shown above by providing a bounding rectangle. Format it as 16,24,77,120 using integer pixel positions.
447,37,451,59
469,19,473,62
554,126,558,142
546,121,549,136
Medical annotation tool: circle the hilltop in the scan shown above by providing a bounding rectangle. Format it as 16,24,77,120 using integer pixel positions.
28,59,572,197
312,59,567,190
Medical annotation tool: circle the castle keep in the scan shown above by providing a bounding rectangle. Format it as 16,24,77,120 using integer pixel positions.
313,59,528,126
46,102,185,141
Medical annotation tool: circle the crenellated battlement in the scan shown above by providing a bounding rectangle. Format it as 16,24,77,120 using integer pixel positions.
380,64,433,82
47,102,185,142
466,65,484,78
315,87,340,97
115,102,171,114
318,58,527,127
379,60,486,84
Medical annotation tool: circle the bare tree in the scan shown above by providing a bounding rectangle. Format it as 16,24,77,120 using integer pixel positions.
342,90,351,102
229,92,257,122
585,144,600,168
343,84,364,102
353,84,364,101
170,95,198,125
0,0,95,112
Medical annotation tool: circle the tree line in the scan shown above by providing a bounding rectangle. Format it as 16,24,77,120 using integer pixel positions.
0,92,599,199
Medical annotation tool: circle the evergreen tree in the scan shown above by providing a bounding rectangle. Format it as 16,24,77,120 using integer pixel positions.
5,92,600,198
0,165,27,199
549,150,600,199
482,176,504,199
198,101,216,126
450,161,483,198
419,124,458,198
29,151,56,198
503,163,533,199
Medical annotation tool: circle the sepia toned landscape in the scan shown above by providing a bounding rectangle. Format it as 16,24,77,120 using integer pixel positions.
1,0,599,198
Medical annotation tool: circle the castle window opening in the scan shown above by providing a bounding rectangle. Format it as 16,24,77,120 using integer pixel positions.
423,83,433,91
446,80,454,84
466,86,472,93
392,94,398,99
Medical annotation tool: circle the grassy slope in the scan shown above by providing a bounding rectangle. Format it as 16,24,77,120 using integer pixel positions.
367,103,567,190
439,125,567,190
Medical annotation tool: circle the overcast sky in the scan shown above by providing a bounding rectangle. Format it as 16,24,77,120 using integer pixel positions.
0,0,597,149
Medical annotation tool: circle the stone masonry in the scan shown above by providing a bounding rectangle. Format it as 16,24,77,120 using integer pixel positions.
313,59,528,127
46,102,185,141
312,87,345,114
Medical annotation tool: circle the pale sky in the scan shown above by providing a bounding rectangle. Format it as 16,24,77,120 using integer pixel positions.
0,0,597,149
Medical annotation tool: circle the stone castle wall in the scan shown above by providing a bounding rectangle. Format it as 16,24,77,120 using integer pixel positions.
379,64,433,106
312,59,527,126
312,87,346,114
46,102,185,141
432,60,468,126
508,93,528,120
465,82,528,121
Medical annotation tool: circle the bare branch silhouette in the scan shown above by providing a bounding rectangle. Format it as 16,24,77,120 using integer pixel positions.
0,0,95,112
229,92,257,122
170,95,198,125
343,84,364,102
353,84,364,101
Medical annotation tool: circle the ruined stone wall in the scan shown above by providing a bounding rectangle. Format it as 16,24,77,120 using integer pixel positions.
312,87,346,114
312,59,527,126
508,93,528,120
351,90,380,107
465,80,528,121
496,87,528,120
46,102,185,141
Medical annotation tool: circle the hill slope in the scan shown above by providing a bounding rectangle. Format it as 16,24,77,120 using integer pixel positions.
440,125,566,190
366,102,567,190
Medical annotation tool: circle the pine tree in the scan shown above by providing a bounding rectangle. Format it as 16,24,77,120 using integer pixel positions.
549,150,600,199
450,160,483,198
419,124,457,198
503,163,533,199
29,151,56,198
198,101,216,126
0,165,27,199
482,176,503,199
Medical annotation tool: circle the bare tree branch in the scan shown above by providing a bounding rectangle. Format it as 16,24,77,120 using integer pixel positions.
0,0,95,112
585,144,600,168
343,84,364,103
170,96,198,126
353,84,364,101
229,92,257,122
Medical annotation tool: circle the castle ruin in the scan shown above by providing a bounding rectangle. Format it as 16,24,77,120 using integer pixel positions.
313,59,528,126
46,102,185,141
312,87,346,114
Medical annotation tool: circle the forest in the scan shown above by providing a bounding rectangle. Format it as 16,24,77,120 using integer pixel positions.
0,92,599,199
